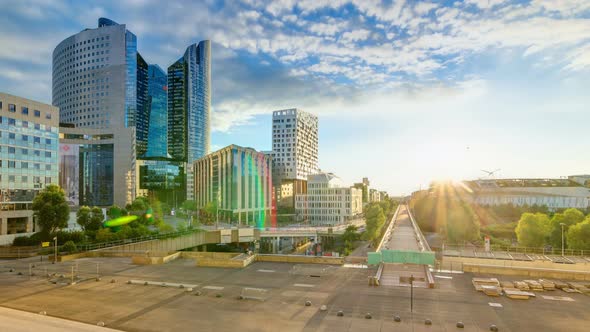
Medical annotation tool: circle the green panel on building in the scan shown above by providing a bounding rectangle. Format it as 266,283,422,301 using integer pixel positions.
367,252,383,265
380,250,435,265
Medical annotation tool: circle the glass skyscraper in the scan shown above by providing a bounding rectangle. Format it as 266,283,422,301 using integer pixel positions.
168,41,211,200
144,65,169,158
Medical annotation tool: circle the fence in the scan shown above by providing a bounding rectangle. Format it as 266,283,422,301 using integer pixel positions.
443,244,590,257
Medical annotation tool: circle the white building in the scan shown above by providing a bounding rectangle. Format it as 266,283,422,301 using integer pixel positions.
271,109,319,207
295,173,362,226
466,178,590,210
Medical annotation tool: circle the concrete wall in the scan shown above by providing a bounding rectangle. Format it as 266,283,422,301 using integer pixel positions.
443,256,590,272
256,254,343,265
464,263,590,281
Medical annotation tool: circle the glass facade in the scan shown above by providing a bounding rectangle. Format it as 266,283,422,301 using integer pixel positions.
167,41,211,162
145,65,169,158
135,53,149,157
0,115,58,202
59,143,80,206
79,144,114,206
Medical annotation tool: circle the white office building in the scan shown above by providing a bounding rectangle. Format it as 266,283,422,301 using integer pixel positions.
271,108,319,207
295,173,362,226
465,178,590,210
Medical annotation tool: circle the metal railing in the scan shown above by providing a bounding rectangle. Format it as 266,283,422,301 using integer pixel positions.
443,244,590,257
407,206,431,252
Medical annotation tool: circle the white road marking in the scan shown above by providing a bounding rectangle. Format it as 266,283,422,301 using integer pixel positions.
257,269,276,273
434,275,453,279
542,296,574,302
488,303,503,308
294,284,315,288
203,286,224,290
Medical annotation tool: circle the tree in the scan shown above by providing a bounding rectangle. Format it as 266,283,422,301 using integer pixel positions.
181,200,197,225
446,201,480,243
32,184,70,235
76,206,92,231
107,205,125,219
515,213,551,247
342,225,360,255
364,204,385,246
548,208,585,248
89,207,105,231
566,216,590,251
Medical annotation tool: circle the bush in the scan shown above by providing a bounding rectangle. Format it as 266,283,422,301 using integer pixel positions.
60,240,78,253
54,230,85,245
12,232,45,246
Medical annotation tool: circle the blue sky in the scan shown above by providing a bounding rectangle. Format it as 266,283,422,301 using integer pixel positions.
1,0,589,195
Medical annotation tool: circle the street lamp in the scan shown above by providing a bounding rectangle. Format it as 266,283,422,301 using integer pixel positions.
560,223,566,256
53,236,58,264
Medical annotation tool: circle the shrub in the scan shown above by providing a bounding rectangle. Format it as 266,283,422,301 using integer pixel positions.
60,240,78,253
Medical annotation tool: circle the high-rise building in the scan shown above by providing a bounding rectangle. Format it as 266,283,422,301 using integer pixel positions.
52,17,145,207
168,41,211,200
271,109,319,208
295,172,362,226
193,145,272,227
144,65,169,158
0,93,59,243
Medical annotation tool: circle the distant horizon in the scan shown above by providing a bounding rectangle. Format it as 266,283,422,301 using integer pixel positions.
1,1,588,196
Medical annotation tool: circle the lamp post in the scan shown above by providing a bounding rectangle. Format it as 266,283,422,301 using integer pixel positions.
560,223,566,256
53,236,58,264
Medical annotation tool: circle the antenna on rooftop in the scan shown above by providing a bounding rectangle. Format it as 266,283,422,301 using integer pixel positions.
481,169,501,178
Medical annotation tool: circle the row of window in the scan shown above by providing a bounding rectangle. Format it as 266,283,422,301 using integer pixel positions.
0,159,53,169
0,175,54,184
0,146,53,158
0,102,51,119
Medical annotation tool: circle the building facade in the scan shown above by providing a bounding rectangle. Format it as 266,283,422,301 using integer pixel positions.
0,93,59,240
465,178,590,210
271,109,318,207
295,173,362,226
193,145,272,227
52,17,144,207
144,65,169,158
168,41,211,200
59,125,135,207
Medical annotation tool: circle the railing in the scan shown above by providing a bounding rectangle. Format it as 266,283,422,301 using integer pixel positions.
407,206,431,252
443,244,590,257
375,205,400,252
0,228,204,257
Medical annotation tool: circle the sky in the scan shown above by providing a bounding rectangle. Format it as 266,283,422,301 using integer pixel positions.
0,0,589,195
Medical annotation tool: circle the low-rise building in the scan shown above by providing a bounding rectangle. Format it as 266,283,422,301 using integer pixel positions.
465,178,590,210
0,93,59,243
193,145,272,227
295,172,363,225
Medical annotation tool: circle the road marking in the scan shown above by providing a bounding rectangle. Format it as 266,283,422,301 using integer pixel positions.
488,303,503,308
542,295,574,302
434,275,453,279
257,269,276,273
294,284,315,288
203,286,224,290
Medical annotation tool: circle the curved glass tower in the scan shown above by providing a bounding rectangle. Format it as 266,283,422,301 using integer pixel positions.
168,40,211,199
145,65,170,158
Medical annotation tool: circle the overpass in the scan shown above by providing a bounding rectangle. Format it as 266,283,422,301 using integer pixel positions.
369,204,435,288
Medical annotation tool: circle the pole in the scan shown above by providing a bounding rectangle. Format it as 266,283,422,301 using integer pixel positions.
410,274,414,313
53,236,57,264
560,223,566,257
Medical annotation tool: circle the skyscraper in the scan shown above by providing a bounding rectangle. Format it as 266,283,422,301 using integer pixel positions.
168,41,211,200
271,109,319,208
144,64,169,158
52,17,148,206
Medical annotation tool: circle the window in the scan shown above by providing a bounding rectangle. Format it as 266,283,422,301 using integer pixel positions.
34,110,40,117
45,151,51,158
8,118,15,125
22,121,28,128
9,132,15,139
34,124,40,130
22,135,28,141
45,177,52,184
34,137,40,144
45,164,51,171
34,163,40,170
21,162,28,168
0,101,2,109
8,147,15,154
8,161,15,168
9,104,16,112
46,112,52,120
21,149,28,155
9,175,15,182
21,107,28,115
34,150,40,156
45,138,51,145
22,176,28,183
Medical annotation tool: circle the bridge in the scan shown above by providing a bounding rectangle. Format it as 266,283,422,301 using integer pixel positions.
369,204,435,288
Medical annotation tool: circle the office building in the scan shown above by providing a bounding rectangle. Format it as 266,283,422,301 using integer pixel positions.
144,64,169,158
353,177,371,204
52,17,145,207
295,172,362,226
193,145,272,227
464,178,590,210
0,93,59,242
168,41,211,200
271,108,318,208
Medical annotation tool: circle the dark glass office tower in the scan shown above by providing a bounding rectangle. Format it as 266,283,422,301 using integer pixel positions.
145,65,169,158
167,41,211,200
136,54,149,157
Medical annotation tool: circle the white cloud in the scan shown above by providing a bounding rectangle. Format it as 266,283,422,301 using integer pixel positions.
341,29,371,42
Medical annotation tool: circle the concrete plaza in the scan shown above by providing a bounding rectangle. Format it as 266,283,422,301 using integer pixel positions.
1,257,590,331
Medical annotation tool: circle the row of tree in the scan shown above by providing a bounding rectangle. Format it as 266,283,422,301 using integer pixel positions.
363,199,397,247
515,208,590,250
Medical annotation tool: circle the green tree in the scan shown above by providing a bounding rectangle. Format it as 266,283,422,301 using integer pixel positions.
548,208,584,249
515,213,551,247
32,184,70,235
181,200,197,225
566,216,590,251
446,201,480,243
61,240,78,253
89,207,105,231
76,206,92,231
364,204,385,246
199,201,217,225
107,205,125,219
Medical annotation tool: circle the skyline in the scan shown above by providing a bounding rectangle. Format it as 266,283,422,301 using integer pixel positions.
1,0,589,195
